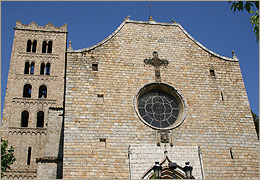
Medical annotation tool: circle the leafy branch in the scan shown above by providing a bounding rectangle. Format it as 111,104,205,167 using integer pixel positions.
1,139,16,178
229,1,259,42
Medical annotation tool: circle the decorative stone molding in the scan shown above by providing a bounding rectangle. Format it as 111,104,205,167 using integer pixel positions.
49,107,63,110
19,51,59,59
36,156,58,163
12,98,56,104
8,127,47,135
3,170,37,179
14,74,59,82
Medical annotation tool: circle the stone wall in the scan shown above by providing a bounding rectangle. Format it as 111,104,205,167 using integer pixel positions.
36,162,58,179
36,107,64,179
64,18,259,179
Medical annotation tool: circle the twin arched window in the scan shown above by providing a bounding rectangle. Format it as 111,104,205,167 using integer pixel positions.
42,41,52,53
26,40,37,53
20,110,44,128
23,84,47,98
26,40,53,53
40,63,51,75
24,62,50,75
24,62,35,74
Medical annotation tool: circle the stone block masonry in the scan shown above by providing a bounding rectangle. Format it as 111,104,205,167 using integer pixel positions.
64,18,259,179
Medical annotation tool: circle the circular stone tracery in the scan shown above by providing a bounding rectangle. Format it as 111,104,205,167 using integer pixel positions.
135,83,186,130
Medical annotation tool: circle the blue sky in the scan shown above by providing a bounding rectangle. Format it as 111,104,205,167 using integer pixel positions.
1,1,259,117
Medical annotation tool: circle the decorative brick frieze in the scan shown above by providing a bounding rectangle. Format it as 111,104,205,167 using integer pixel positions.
36,156,58,163
8,127,47,135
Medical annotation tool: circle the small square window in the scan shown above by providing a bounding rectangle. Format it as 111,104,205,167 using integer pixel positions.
92,64,98,71
210,69,215,76
97,94,104,98
99,138,106,149
97,94,104,104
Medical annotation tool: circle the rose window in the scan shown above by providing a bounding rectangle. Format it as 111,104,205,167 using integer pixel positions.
134,83,186,130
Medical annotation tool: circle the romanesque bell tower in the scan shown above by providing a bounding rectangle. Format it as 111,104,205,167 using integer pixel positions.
1,20,67,179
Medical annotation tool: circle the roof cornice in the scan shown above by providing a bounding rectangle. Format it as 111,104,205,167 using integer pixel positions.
69,17,238,62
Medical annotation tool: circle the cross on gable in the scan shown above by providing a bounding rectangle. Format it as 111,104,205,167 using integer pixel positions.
144,51,169,82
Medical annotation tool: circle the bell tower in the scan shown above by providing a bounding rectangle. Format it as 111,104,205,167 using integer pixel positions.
1,20,67,179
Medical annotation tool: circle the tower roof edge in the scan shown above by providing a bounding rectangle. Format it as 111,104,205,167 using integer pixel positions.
15,20,68,32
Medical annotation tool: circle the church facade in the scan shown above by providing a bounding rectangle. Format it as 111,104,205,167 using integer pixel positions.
1,16,259,179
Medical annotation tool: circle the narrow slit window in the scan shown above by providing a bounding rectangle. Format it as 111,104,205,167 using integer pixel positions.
26,40,32,52
30,62,35,74
27,147,31,165
230,148,234,159
210,69,215,76
92,63,98,71
21,111,29,127
221,91,224,101
32,40,37,53
24,62,30,74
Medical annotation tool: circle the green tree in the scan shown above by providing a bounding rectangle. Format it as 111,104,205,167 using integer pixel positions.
1,139,16,178
229,1,259,42
251,110,259,139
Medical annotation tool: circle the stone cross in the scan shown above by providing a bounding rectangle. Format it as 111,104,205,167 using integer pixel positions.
144,51,169,82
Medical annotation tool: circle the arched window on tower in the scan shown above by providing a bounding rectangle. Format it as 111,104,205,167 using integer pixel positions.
42,41,47,53
30,62,35,74
36,111,44,128
46,63,50,75
38,85,47,98
40,63,45,75
26,40,32,52
47,41,52,53
27,147,31,165
24,62,30,74
23,84,32,98
32,40,37,53
21,110,29,127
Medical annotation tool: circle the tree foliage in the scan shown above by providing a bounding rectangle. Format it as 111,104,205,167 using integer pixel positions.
1,139,16,178
229,1,259,42
251,110,259,139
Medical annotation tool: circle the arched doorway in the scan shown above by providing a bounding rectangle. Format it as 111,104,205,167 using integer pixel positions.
141,152,195,179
